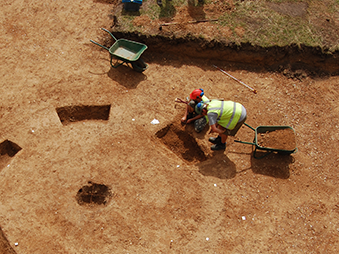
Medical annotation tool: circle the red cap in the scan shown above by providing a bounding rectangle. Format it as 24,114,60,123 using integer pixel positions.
190,89,204,100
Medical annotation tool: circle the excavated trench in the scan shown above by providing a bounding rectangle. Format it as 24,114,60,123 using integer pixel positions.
105,32,339,78
156,124,207,163
56,105,111,125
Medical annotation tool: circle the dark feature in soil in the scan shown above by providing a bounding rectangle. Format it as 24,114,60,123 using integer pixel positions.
156,124,207,163
257,128,296,151
0,227,16,254
56,105,111,125
267,2,308,17
0,140,22,157
110,32,339,77
76,182,112,206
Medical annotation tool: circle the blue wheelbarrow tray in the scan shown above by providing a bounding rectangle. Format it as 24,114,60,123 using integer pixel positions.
234,123,298,159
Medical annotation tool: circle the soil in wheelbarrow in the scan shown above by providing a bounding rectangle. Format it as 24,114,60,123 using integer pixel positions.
257,128,296,151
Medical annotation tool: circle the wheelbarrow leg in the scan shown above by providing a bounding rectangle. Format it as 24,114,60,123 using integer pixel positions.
110,55,125,68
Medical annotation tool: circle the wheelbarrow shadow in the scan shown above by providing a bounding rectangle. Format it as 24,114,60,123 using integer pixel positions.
107,64,147,89
228,144,293,179
196,152,236,179
250,151,294,179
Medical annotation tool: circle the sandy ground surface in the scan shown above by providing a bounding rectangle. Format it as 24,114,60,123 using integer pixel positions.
1,0,339,253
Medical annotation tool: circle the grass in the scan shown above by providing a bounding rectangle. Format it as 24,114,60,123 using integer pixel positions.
115,0,339,52
228,1,323,47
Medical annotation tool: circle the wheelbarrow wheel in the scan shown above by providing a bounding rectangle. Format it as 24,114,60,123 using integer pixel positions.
131,58,148,73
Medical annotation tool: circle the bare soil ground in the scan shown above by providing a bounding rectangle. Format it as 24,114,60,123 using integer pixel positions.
1,0,339,253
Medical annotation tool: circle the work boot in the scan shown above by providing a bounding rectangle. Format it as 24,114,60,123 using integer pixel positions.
209,136,221,144
211,143,226,151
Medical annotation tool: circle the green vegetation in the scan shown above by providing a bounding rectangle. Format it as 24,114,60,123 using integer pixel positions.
115,0,339,52
226,1,323,47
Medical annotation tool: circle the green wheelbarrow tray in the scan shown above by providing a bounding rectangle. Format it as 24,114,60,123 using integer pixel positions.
234,123,298,159
90,28,148,72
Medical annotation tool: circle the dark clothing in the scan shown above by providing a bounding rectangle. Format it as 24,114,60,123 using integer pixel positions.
187,112,208,133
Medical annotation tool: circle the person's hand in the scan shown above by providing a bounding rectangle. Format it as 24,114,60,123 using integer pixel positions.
186,119,193,124
181,117,187,123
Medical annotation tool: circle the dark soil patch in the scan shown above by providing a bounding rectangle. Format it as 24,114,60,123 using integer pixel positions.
257,128,296,151
156,124,207,163
76,182,112,206
56,105,111,125
267,2,308,17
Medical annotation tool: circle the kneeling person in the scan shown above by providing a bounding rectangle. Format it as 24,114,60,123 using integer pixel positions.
181,88,210,133
196,100,247,150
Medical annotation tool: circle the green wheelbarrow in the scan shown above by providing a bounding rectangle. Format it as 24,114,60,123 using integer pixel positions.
234,123,297,159
90,28,148,72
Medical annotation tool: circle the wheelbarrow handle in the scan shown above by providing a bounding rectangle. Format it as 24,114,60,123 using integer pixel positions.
244,122,256,131
233,122,256,145
90,40,109,51
101,28,117,41
234,140,256,145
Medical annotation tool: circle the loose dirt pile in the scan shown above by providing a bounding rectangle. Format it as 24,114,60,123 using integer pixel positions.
257,128,296,151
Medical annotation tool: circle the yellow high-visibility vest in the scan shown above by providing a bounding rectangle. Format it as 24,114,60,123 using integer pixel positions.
201,95,209,103
207,100,243,130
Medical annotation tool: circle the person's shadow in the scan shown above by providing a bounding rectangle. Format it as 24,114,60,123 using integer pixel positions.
158,0,176,19
196,151,236,179
187,0,206,20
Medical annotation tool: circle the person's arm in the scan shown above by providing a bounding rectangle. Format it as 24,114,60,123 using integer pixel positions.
186,114,203,124
209,123,226,134
181,103,195,123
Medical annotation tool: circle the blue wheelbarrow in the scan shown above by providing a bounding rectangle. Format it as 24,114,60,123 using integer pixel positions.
90,28,148,72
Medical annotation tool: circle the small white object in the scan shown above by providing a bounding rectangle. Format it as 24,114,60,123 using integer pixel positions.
242,216,246,220
206,237,209,241
7,165,10,167
177,165,180,168
214,184,217,187
171,240,173,242
151,119,160,125
15,243,18,246
31,129,34,133
132,119,135,121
